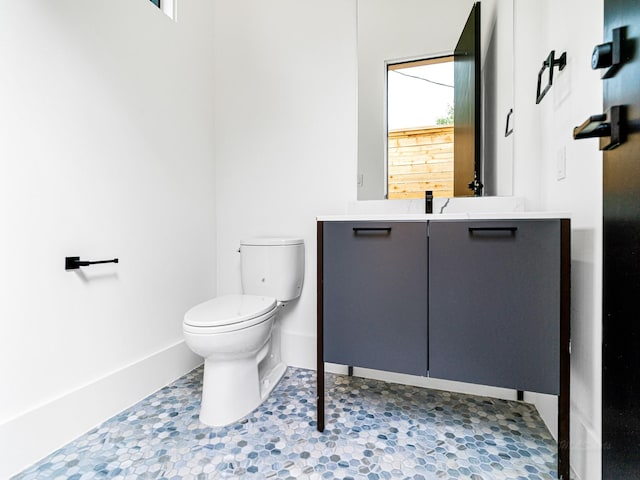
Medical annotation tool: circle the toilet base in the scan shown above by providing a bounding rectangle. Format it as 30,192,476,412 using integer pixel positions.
258,321,286,400
198,357,287,427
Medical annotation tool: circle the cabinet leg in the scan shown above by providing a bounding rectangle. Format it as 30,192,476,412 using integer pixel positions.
557,219,570,479
317,221,325,432
558,391,569,479
317,361,325,432
348,366,353,376
517,390,524,401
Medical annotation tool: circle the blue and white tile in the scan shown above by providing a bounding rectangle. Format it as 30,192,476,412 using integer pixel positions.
12,367,558,479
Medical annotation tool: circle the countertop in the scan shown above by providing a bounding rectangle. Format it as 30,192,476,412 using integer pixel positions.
316,212,571,221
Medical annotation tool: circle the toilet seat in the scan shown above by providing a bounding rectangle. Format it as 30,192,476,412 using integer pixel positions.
183,294,277,334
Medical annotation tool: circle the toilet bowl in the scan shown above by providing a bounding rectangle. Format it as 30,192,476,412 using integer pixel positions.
183,294,284,426
183,237,304,427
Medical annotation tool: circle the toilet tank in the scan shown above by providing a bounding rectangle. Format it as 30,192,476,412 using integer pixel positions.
240,237,305,302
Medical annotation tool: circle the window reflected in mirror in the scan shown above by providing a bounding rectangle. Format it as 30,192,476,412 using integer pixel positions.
387,56,454,199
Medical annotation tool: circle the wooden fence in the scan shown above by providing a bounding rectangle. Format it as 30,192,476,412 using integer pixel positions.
387,125,454,199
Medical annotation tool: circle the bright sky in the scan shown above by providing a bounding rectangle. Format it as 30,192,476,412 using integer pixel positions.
387,62,454,130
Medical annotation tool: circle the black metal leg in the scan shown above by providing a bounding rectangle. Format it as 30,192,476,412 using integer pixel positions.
557,219,571,479
317,362,324,432
317,222,325,433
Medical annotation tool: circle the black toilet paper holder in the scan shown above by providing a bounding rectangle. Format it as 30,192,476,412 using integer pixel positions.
65,256,119,270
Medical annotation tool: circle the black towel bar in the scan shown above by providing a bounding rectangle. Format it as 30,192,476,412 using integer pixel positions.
536,50,567,104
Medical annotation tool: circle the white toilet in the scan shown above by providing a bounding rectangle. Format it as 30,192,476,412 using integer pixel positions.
183,237,304,427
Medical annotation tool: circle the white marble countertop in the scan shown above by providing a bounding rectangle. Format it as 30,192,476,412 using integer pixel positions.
316,212,571,221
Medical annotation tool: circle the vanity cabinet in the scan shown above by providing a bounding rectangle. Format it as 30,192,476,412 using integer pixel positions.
322,221,428,376
317,216,570,479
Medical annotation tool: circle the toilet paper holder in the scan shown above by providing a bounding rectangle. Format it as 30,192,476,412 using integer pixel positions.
65,256,119,270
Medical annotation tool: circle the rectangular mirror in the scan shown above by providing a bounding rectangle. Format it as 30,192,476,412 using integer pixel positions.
357,0,514,200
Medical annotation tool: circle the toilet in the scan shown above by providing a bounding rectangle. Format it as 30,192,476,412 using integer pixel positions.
183,237,304,427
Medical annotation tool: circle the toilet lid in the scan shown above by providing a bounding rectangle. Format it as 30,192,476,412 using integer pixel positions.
184,294,277,328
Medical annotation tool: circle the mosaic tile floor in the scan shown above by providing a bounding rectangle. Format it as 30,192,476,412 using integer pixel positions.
12,367,559,479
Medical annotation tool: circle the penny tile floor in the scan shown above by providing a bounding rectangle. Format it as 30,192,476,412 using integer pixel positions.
12,367,558,479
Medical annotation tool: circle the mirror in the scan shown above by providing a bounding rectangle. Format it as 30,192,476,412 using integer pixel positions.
357,0,514,200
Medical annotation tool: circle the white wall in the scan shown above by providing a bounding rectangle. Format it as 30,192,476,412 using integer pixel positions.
0,1,216,477
482,0,515,196
212,0,357,366
513,1,604,478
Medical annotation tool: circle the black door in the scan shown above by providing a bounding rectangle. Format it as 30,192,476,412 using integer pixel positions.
602,0,640,477
453,2,481,197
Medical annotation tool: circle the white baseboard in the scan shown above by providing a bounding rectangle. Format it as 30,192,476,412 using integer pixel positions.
570,410,601,480
281,329,316,370
524,391,558,440
325,364,519,402
0,341,202,479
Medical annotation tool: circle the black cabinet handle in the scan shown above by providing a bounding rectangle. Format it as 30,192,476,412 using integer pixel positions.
353,227,392,234
65,256,119,270
468,227,518,235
